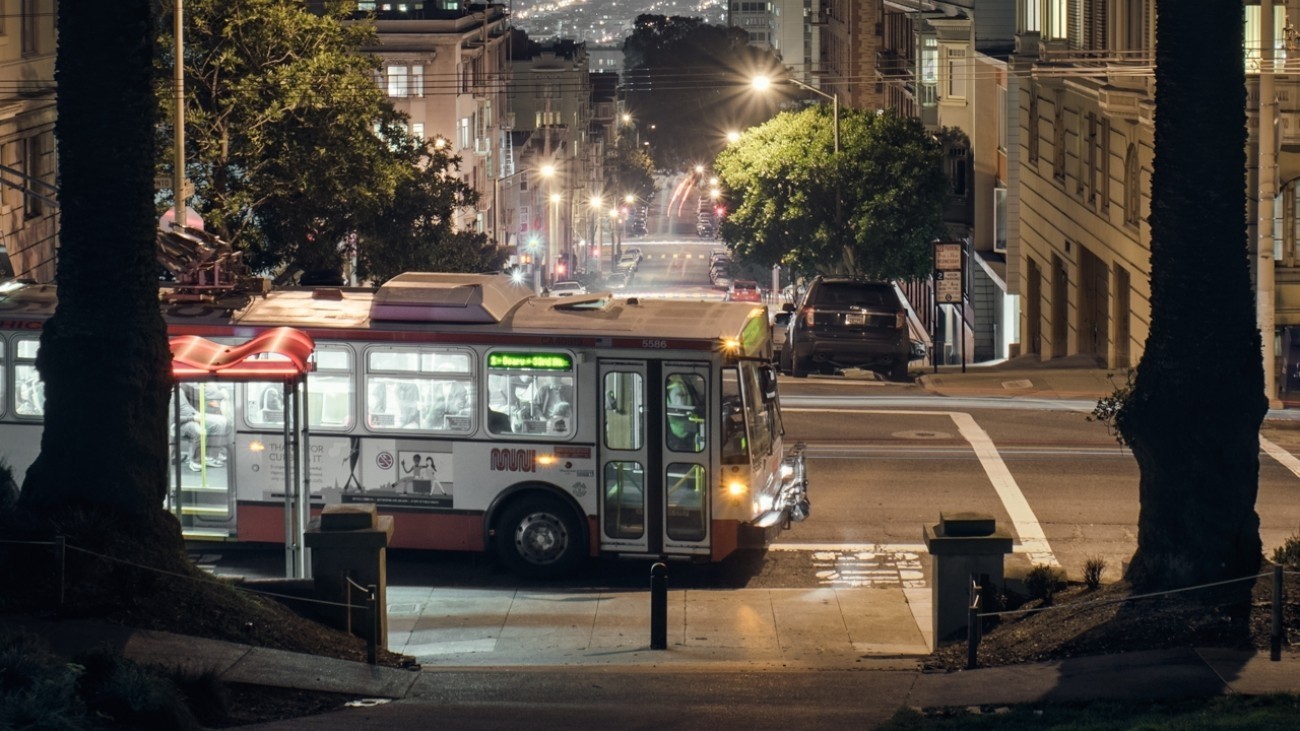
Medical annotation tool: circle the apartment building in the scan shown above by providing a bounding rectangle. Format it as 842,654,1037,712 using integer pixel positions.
877,1,1019,363
505,35,594,283
1012,0,1154,370
362,2,512,241
819,0,885,111
0,0,57,283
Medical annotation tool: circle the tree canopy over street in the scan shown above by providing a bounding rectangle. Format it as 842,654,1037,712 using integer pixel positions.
714,106,947,281
622,15,783,171
158,0,482,280
1115,1,1266,591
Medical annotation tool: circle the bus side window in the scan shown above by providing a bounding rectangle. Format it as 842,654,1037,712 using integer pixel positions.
14,338,43,418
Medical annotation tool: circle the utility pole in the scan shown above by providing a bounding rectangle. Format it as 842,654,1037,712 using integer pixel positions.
1261,0,1279,406
172,0,187,229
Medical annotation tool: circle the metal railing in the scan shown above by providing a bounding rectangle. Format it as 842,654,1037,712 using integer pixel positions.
0,535,382,665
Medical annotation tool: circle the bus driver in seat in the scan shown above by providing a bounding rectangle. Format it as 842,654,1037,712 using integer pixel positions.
666,375,703,451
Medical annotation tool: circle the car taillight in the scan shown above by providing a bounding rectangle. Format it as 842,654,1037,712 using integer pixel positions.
802,307,815,326
895,311,906,330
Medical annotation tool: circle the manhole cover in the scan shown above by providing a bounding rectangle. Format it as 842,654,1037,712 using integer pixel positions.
891,430,953,440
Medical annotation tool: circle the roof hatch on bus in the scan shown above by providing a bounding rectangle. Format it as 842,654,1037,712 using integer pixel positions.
370,273,532,324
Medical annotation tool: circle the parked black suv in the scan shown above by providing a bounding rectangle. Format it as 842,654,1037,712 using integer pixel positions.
779,276,911,380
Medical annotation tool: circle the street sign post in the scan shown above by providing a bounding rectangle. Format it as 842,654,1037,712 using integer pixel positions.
932,241,966,373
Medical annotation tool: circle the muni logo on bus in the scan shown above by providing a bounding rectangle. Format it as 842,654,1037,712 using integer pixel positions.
491,448,536,473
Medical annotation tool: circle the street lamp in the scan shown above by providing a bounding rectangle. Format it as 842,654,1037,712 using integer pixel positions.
751,74,838,154
726,130,741,144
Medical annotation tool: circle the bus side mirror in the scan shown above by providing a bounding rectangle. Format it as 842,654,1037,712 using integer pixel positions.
760,365,778,402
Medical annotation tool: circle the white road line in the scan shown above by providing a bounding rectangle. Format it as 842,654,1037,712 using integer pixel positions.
783,408,1060,568
1261,436,1300,479
948,412,1059,568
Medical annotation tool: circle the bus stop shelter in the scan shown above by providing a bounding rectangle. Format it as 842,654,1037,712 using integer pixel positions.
169,327,316,577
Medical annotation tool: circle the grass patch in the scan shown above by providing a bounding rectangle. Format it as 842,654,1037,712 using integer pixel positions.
880,694,1300,730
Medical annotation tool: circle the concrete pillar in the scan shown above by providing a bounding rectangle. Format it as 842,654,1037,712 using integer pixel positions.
923,512,1013,642
305,504,393,648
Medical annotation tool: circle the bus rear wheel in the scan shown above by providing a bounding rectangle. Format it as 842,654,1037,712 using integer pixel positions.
496,495,584,579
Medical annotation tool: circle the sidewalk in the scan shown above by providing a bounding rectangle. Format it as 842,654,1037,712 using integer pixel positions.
10,611,1300,730
915,354,1120,401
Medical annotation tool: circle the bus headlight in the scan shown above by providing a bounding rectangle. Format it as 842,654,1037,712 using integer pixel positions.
726,479,748,497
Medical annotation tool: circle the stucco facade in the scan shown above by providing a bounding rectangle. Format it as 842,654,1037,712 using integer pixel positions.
0,0,57,283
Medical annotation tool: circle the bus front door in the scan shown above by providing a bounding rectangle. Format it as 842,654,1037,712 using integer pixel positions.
598,360,710,558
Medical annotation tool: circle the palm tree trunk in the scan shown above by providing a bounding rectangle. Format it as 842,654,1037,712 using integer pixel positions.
1119,2,1265,590
19,1,173,524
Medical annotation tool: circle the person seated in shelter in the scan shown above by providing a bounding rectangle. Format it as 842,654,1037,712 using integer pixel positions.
176,384,232,471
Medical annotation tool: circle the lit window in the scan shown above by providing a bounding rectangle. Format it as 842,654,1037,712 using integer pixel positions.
387,65,409,97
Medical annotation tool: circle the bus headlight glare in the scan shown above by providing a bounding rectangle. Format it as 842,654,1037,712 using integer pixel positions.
726,480,748,497
248,440,266,453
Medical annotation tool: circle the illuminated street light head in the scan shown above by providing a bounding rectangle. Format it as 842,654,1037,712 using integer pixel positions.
540,164,556,177
726,130,741,143
550,193,562,204
694,164,704,174
751,75,772,92
621,113,631,123
590,194,603,208
624,193,635,204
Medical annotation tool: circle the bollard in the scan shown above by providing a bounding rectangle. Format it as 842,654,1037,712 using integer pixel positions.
367,584,379,666
650,562,667,650
966,574,981,670
1272,564,1284,662
54,535,66,608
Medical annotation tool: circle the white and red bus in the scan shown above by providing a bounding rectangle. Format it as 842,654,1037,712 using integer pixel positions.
0,273,809,577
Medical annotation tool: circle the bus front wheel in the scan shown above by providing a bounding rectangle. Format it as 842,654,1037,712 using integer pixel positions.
495,495,584,579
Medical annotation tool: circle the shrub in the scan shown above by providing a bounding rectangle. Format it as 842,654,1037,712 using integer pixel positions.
1024,564,1066,604
1272,531,1300,570
1083,556,1107,590
75,647,200,731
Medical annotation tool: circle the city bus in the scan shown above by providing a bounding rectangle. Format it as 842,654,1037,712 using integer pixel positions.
0,273,810,578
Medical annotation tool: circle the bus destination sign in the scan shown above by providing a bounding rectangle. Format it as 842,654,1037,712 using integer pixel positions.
487,352,573,371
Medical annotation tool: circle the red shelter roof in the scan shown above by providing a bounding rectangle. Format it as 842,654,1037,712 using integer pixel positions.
170,327,315,382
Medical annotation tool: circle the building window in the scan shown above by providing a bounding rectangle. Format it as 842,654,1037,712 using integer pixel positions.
1022,0,1042,34
945,47,966,100
1124,143,1140,226
387,66,409,97
1099,119,1111,213
1028,90,1039,164
413,122,424,140
1052,93,1066,182
994,187,1008,252
21,0,36,55
1046,0,1068,40
411,66,424,97
997,85,1007,153
459,118,471,151
949,146,968,197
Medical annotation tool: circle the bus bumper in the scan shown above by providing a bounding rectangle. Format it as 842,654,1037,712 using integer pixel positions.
754,442,810,529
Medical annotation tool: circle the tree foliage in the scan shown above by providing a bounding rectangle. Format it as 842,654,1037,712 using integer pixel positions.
622,15,783,171
714,107,947,281
159,0,424,274
355,143,505,283
20,1,173,523
610,135,655,202
1116,2,1264,590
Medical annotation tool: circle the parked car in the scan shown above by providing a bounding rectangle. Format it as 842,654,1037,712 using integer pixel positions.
622,247,644,264
725,280,762,303
606,269,633,290
617,253,640,272
779,276,911,380
549,280,587,297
